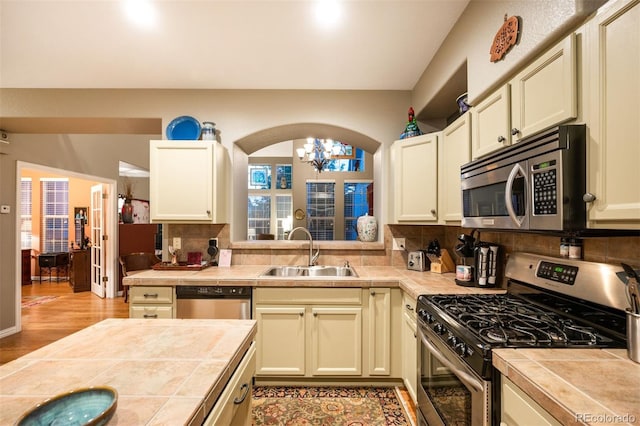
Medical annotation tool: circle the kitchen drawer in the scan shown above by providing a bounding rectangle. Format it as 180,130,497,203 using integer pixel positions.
129,286,174,304
130,305,173,319
204,343,256,425
402,292,416,322
254,287,362,305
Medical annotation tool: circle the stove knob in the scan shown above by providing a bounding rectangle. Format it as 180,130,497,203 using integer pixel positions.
447,335,458,347
425,313,434,324
455,343,468,357
433,323,446,335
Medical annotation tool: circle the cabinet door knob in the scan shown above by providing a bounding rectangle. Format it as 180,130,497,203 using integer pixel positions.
430,209,437,215
206,210,211,216
497,136,506,143
370,291,376,296
583,193,597,203
511,128,520,136
313,312,318,317
299,312,304,317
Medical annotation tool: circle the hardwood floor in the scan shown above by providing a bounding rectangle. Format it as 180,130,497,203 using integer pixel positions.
0,281,129,365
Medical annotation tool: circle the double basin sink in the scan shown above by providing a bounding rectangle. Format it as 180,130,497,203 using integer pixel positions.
260,265,358,278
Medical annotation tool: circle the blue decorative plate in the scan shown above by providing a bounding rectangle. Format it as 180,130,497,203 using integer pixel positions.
16,386,117,426
166,115,201,140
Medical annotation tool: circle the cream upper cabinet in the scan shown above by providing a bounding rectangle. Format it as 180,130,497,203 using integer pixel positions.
471,86,511,159
509,33,577,141
149,140,229,223
367,288,391,376
585,0,640,228
391,133,439,223
472,33,578,159
440,112,471,222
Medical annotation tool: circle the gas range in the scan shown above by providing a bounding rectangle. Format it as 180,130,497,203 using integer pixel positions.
417,253,628,378
416,252,630,426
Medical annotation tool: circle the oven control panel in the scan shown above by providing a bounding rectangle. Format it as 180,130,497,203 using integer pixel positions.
537,261,579,285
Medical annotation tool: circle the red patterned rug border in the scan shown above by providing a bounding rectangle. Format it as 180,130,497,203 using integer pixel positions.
253,385,410,425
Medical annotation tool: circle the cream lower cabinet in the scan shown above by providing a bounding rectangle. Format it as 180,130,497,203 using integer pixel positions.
254,287,396,379
149,140,229,223
585,0,640,229
500,376,561,426
204,343,256,426
254,288,363,378
129,286,175,319
400,293,417,404
255,306,306,375
391,133,439,223
366,288,391,376
310,306,362,376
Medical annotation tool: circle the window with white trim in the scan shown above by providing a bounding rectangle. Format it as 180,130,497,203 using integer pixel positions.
20,178,33,249
41,178,69,252
247,163,293,239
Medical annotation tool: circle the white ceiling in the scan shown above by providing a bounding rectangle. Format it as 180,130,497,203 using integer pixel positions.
0,0,469,91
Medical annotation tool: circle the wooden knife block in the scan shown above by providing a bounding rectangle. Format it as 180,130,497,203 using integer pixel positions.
430,249,455,274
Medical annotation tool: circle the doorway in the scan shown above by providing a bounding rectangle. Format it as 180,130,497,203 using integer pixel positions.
14,161,118,333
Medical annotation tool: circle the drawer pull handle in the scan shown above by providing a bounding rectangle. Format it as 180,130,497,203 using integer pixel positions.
143,314,158,318
233,383,250,404
143,293,159,298
406,304,414,311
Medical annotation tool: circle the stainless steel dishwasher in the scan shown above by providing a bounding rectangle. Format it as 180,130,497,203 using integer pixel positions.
176,286,252,319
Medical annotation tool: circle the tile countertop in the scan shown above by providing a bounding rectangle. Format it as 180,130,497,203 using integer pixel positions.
122,265,506,299
0,318,257,426
493,348,640,425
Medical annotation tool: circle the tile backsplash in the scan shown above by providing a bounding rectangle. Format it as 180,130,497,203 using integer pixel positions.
165,223,640,285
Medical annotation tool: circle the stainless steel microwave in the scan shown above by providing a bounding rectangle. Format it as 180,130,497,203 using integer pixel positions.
460,124,586,232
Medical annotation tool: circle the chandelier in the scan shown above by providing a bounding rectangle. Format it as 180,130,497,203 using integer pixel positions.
296,138,343,173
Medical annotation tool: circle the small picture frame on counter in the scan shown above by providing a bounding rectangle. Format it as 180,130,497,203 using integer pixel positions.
218,249,232,267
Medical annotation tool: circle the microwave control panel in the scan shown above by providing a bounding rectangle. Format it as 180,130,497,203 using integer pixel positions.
532,160,558,216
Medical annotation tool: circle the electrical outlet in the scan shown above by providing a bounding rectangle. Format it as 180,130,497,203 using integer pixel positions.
392,238,405,251
172,237,182,250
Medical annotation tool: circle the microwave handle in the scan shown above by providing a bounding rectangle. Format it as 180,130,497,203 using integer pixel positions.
505,163,527,228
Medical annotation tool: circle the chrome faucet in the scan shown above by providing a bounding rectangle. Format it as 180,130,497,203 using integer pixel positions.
288,226,319,266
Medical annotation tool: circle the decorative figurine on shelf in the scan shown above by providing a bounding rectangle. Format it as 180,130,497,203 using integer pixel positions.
400,107,424,139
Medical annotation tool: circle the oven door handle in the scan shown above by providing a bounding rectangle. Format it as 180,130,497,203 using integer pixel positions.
420,332,484,393
505,163,526,228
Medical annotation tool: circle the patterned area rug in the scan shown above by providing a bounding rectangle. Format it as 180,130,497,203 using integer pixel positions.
21,295,58,308
252,386,410,425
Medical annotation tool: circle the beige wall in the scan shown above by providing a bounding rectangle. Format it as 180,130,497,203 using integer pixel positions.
0,89,410,335
412,0,605,118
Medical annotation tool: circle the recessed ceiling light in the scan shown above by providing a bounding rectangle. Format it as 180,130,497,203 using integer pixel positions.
122,0,158,30
314,0,343,29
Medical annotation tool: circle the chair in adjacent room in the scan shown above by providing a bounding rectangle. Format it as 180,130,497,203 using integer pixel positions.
119,252,161,302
